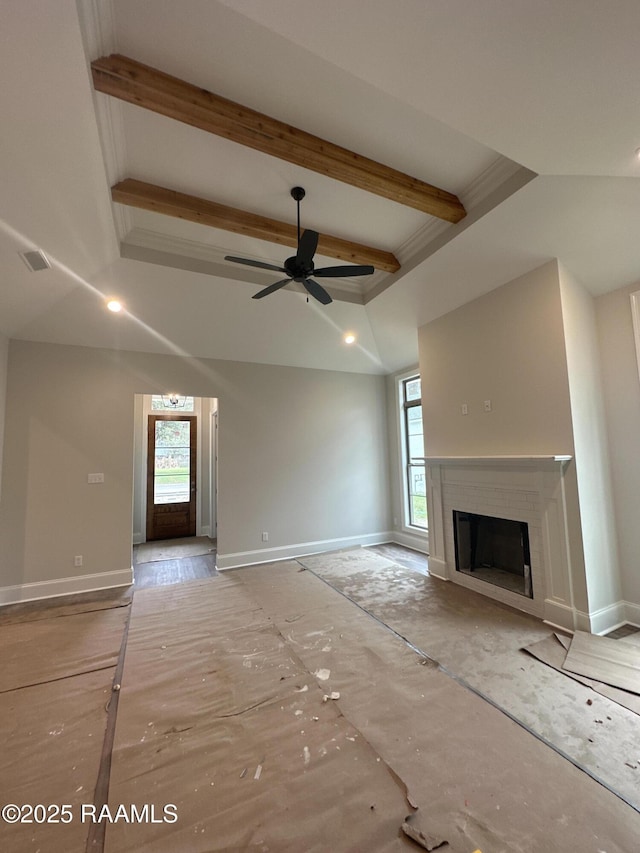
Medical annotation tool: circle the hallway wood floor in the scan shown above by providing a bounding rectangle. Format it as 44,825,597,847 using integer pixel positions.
132,539,218,588
131,541,427,590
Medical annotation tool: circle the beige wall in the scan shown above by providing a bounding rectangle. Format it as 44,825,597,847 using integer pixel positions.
0,340,391,592
596,281,640,613
418,261,575,457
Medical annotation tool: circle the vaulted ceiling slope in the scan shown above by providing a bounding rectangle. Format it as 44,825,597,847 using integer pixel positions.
2,0,640,374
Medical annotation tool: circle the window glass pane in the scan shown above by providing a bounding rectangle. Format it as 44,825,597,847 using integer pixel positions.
407,406,422,429
408,435,424,459
154,420,190,504
404,378,421,402
408,463,427,527
407,405,424,458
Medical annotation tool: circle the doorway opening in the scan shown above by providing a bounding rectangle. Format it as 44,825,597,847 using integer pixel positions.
132,394,218,578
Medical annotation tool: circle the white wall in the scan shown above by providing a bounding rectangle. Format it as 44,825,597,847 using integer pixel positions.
558,264,622,616
596,281,640,620
0,331,8,500
0,340,391,599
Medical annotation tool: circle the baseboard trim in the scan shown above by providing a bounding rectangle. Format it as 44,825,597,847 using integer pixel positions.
569,600,637,635
0,568,134,607
389,529,429,554
543,599,577,632
623,600,640,628
589,601,629,635
426,556,448,581
217,532,391,570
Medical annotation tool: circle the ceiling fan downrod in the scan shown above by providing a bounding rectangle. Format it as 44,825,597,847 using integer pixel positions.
291,186,305,246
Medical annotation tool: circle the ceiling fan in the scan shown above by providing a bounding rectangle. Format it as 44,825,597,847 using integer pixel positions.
224,187,374,305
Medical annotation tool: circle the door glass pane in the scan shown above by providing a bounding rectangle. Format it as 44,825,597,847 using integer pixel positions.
154,420,190,504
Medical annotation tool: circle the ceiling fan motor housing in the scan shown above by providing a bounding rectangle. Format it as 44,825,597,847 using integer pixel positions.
284,255,313,281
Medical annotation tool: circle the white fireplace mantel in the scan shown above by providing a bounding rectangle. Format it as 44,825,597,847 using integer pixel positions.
424,455,576,630
418,455,572,465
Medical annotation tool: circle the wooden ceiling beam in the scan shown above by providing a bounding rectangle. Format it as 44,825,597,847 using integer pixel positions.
112,179,401,273
93,54,466,224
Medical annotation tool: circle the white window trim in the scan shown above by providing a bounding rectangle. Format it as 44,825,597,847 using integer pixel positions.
396,369,427,535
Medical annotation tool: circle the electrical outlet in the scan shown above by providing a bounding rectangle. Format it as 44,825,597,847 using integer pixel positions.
88,473,104,484
262,532,269,542
74,555,83,567
483,399,492,412
461,403,468,415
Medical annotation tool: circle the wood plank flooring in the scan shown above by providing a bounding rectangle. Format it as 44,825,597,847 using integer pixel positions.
368,542,428,575
132,544,218,589
130,542,426,592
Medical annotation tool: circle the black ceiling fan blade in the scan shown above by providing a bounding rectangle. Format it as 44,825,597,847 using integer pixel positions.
225,256,287,274
314,264,375,278
302,278,333,305
252,278,292,299
296,229,319,267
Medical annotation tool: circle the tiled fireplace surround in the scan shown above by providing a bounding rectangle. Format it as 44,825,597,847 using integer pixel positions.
425,456,576,630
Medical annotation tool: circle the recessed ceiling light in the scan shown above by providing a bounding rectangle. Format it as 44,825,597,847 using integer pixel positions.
344,332,356,345
106,299,123,313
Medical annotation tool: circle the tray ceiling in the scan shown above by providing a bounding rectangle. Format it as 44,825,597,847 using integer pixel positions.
2,0,640,373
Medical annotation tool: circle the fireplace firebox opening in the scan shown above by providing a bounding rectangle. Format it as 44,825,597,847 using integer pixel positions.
453,510,532,598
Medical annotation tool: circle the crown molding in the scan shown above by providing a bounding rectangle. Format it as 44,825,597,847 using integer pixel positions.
460,154,524,209
394,155,523,265
364,161,538,303
77,0,130,239
76,0,117,60
121,229,368,304
94,97,130,239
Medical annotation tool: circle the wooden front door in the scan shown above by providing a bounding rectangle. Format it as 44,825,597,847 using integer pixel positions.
146,414,197,541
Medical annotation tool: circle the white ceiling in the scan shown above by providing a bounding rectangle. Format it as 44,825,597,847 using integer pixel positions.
2,0,640,375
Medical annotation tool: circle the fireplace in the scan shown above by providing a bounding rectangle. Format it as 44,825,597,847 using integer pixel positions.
453,510,532,598
423,455,574,626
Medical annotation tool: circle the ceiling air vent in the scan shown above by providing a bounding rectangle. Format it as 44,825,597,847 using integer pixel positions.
19,249,51,272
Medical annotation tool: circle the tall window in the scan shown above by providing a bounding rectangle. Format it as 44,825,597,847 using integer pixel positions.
401,376,427,529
